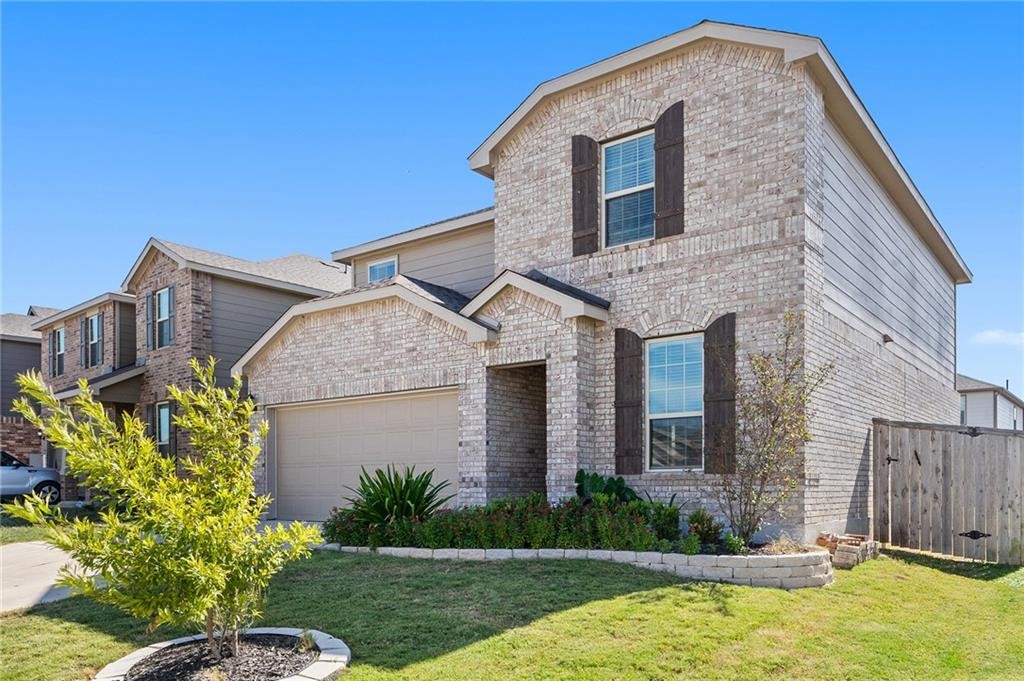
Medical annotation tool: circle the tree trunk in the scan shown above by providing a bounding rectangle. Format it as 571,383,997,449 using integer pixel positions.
206,610,220,660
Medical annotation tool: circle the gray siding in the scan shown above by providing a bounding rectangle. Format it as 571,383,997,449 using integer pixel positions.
821,117,955,384
116,301,136,369
352,223,495,297
1,338,40,416
211,278,308,385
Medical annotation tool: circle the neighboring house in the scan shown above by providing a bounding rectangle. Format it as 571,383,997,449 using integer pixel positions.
957,374,1023,431
232,20,970,541
0,306,59,463
34,239,351,499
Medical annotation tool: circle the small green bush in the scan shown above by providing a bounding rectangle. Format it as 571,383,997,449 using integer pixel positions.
574,470,639,504
722,533,747,555
686,508,724,548
679,533,701,555
346,465,453,526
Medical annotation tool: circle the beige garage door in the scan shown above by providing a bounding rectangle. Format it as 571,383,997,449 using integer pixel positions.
273,390,458,521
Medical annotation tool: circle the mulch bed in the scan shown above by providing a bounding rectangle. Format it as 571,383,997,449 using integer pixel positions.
125,633,317,681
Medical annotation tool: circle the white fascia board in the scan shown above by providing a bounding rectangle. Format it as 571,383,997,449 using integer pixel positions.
30,292,136,331
121,239,186,293
231,286,495,377
461,271,609,323
330,209,495,262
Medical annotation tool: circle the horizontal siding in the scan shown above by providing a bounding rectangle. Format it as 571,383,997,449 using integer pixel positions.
963,391,995,428
211,279,309,385
822,116,955,382
353,223,495,296
996,394,1018,430
1,339,39,416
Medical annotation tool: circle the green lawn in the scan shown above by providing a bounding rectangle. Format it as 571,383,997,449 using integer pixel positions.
2,551,1021,681
0,508,99,546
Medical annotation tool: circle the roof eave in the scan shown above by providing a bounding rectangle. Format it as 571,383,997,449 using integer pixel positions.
31,292,136,331
330,209,496,262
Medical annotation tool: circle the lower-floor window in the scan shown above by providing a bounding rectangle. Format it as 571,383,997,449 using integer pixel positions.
647,334,703,470
156,401,171,455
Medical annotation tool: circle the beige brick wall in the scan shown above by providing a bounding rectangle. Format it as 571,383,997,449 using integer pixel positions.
38,300,119,390
485,364,546,499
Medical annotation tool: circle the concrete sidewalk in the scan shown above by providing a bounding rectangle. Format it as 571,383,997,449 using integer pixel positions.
1,541,76,613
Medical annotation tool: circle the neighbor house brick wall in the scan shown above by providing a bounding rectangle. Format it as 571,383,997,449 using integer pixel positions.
38,301,119,392
0,416,40,463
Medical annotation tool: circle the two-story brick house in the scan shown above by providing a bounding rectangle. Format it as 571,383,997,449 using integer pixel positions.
230,21,969,540
35,239,351,499
1,305,59,463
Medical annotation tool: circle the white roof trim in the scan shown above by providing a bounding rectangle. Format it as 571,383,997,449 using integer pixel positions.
31,292,135,331
331,209,495,262
122,239,336,297
461,271,609,323
1,334,40,344
467,20,970,284
53,365,147,401
232,284,496,377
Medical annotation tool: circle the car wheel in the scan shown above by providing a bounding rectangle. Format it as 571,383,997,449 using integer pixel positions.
34,482,61,505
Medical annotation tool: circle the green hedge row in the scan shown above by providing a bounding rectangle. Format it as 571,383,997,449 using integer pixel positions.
323,493,684,552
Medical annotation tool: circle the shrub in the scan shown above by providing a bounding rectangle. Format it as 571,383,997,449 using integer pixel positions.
679,532,701,555
574,469,639,504
722,533,747,555
346,465,454,526
3,359,320,659
686,508,724,548
646,499,681,541
321,508,369,547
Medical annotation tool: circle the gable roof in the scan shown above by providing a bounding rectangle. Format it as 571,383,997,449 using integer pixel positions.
231,275,495,376
461,269,610,322
30,292,135,331
1,313,42,343
27,306,60,318
468,19,970,285
957,373,1024,409
330,207,494,262
123,238,351,296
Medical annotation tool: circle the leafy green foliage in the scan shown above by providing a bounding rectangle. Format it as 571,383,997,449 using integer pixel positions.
713,312,835,546
679,533,701,555
345,465,454,526
2,359,321,659
574,469,639,503
686,508,724,548
722,533,747,555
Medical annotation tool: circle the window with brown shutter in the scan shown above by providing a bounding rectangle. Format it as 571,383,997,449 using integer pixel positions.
654,99,685,238
614,328,644,474
703,313,737,474
571,135,600,256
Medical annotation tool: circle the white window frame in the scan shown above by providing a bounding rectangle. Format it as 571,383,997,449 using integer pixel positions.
53,328,65,376
155,287,171,349
644,333,704,473
155,401,171,453
87,314,101,368
600,129,656,249
367,256,398,283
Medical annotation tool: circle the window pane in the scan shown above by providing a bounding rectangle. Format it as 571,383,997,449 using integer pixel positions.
606,188,654,246
89,316,99,341
649,416,703,469
56,354,64,375
368,260,396,282
156,288,170,320
157,404,170,444
157,319,171,348
604,134,654,193
648,337,703,416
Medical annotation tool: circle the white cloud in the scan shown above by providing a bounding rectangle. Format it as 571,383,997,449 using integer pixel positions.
971,329,1024,347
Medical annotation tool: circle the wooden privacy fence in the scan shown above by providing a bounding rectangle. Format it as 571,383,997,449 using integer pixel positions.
873,419,1023,565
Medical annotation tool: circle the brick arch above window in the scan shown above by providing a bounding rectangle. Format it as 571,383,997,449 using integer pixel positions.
595,96,662,140
632,301,715,338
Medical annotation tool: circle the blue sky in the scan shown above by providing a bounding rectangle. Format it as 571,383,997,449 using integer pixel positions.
2,2,1021,388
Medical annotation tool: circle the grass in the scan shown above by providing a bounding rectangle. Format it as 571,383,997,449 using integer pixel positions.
0,508,99,545
1,551,1021,681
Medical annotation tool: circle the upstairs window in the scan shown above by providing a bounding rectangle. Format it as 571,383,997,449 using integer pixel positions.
603,131,655,247
647,334,703,470
368,257,397,283
51,328,65,377
156,287,172,348
87,314,101,367
155,401,171,455
960,395,967,425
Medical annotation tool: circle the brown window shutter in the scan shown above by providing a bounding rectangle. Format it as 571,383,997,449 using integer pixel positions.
168,401,177,457
167,285,176,344
145,293,154,350
144,404,154,438
80,319,87,367
48,331,55,377
614,328,644,474
97,312,104,367
704,313,737,474
571,135,600,256
654,100,685,239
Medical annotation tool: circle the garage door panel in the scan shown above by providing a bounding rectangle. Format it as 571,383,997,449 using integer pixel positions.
275,391,458,521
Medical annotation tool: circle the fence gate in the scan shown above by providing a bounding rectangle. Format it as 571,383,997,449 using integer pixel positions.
873,419,1023,565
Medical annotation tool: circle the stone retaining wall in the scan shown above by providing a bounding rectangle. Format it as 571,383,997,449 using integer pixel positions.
318,544,834,589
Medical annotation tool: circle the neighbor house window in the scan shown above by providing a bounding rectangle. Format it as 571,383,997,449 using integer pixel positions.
1014,406,1020,431
51,328,65,377
155,287,172,348
87,314,101,367
960,395,967,425
603,131,655,247
155,402,171,455
367,257,397,283
647,334,703,470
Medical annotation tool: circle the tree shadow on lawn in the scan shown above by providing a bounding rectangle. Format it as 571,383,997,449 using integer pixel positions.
21,552,732,673
884,548,1023,583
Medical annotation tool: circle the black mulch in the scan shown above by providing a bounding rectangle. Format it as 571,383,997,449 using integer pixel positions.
125,633,317,681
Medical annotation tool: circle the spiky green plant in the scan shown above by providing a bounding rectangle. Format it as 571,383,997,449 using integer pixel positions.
345,465,453,526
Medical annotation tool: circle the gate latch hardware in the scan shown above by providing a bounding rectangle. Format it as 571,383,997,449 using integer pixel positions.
958,530,991,540
886,456,899,464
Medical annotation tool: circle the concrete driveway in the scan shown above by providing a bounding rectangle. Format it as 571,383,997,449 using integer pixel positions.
1,541,76,613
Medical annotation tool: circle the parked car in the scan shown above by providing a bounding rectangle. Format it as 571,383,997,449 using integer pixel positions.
0,450,61,504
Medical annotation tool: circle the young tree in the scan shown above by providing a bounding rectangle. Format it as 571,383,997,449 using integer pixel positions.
3,358,321,659
713,313,835,546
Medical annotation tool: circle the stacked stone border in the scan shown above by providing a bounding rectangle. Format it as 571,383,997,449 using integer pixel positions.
94,627,349,681
318,543,834,589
